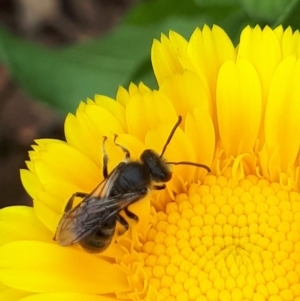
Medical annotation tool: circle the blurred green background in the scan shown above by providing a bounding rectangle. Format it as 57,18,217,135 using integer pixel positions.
1,0,299,113
0,0,299,207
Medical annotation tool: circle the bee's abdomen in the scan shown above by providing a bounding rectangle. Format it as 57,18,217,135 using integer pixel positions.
79,219,116,253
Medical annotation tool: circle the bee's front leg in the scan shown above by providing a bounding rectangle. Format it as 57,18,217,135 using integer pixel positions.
153,184,166,190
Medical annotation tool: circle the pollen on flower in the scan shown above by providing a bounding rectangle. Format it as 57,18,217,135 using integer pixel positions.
129,174,300,301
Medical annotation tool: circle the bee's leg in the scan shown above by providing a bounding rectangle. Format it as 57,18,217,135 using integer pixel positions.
153,184,166,190
102,136,109,178
113,134,130,159
124,207,139,222
64,192,88,212
117,214,129,235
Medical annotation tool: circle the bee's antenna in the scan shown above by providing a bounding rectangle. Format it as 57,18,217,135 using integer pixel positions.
160,116,182,158
160,115,211,173
166,161,211,172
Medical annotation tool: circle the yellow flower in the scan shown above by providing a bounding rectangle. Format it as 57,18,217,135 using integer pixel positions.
1,25,300,301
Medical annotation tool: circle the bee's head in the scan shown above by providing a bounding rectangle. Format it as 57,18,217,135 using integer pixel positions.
141,149,172,183
140,116,210,185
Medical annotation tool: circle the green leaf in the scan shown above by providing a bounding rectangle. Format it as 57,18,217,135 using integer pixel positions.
126,0,239,25
274,0,300,29
0,25,157,112
237,0,294,24
0,0,251,113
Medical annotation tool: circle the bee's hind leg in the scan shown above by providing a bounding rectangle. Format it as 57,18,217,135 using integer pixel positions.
117,214,129,235
64,192,88,212
124,207,139,222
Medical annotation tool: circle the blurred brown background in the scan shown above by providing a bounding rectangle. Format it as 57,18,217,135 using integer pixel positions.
0,0,135,208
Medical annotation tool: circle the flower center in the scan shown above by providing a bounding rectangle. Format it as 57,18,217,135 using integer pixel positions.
138,175,300,301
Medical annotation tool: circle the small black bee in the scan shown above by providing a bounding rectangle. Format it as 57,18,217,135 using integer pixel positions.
54,116,210,253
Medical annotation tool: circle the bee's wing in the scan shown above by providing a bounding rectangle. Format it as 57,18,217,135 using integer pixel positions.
87,162,125,199
55,164,124,245
55,190,146,246
55,196,110,246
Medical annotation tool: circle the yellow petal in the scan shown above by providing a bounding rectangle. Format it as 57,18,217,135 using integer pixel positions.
65,104,125,167
238,26,281,103
83,103,125,136
128,82,151,95
137,82,152,94
33,194,62,233
19,292,116,301
160,71,212,120
278,27,300,58
185,25,235,96
0,206,52,246
265,56,300,171
116,86,130,107
217,58,262,157
151,33,186,85
0,282,30,301
39,181,85,213
20,170,43,200
94,94,127,131
273,25,284,40
28,139,64,166
0,241,129,294
33,142,100,193
34,138,65,147
64,112,101,167
185,108,215,177
169,30,188,50
126,90,177,141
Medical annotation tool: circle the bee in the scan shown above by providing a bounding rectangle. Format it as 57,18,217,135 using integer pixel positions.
54,115,211,253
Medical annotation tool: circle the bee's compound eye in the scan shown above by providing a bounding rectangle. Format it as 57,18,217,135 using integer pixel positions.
159,170,172,182
141,150,172,182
